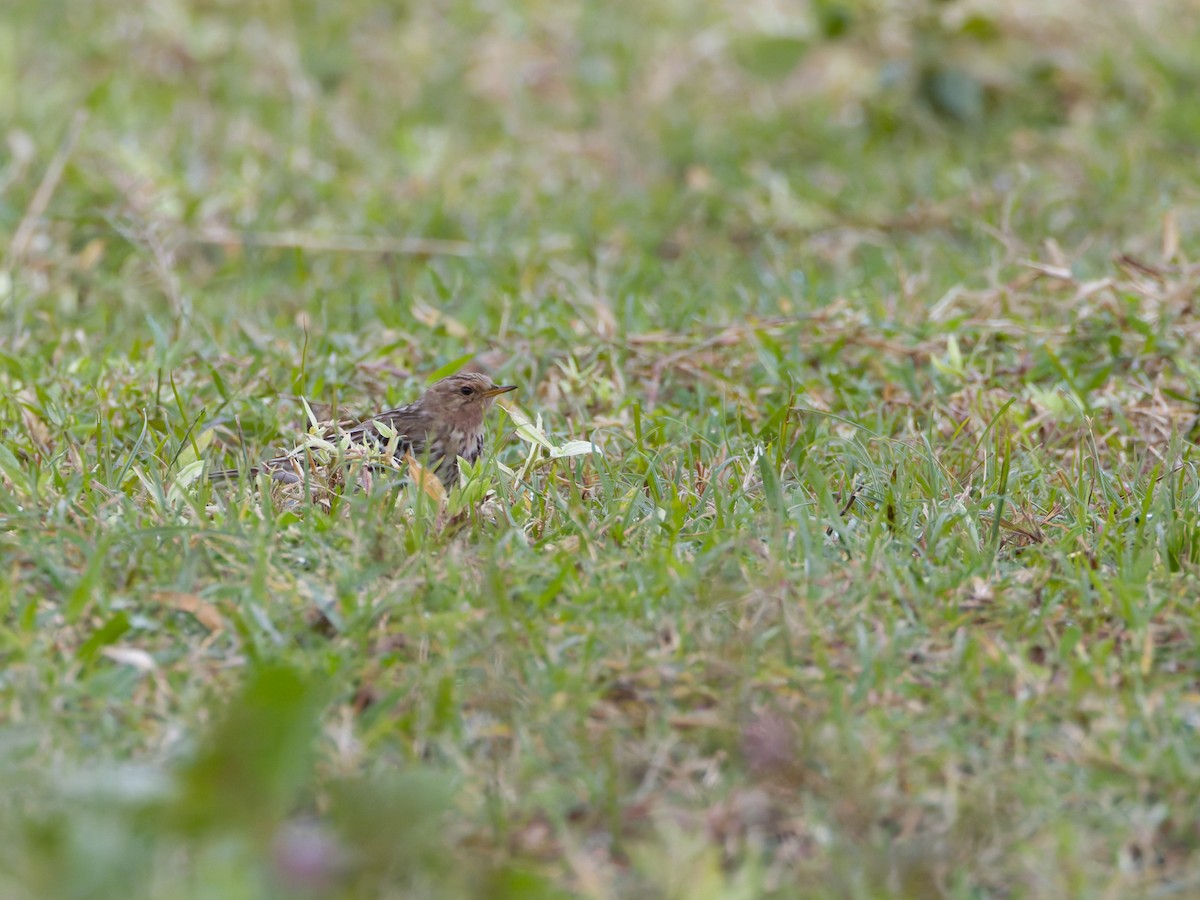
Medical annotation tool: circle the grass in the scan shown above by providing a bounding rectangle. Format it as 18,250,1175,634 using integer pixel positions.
4,0,1200,896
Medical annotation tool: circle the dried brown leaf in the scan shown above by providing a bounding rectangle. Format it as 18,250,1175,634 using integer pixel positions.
405,453,447,504
155,591,224,632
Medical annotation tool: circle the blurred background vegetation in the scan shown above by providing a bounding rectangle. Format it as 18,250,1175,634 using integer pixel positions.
4,0,1200,897
8,0,1194,335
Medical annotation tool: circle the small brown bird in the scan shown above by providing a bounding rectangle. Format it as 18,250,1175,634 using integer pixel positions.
210,372,517,487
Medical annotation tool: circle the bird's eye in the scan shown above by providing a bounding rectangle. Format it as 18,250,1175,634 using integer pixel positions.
460,386,474,396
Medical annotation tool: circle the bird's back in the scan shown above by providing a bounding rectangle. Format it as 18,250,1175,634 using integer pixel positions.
210,401,436,484
208,374,500,487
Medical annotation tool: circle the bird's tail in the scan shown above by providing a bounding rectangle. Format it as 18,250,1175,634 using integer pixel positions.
207,465,256,482
208,461,305,484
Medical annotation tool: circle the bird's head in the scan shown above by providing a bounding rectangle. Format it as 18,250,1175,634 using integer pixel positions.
420,372,517,424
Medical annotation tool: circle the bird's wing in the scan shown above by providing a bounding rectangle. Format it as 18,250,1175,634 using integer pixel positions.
209,404,436,484
347,403,433,456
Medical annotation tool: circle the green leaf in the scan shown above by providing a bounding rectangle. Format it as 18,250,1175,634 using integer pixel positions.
816,1,853,38
504,406,556,451
66,536,112,623
958,14,1002,41
549,440,600,459
0,443,27,493
329,770,456,875
76,612,131,665
426,352,476,382
178,663,324,835
920,66,985,124
731,35,808,81
300,396,321,431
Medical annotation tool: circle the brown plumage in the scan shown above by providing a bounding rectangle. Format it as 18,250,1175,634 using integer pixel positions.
209,372,517,487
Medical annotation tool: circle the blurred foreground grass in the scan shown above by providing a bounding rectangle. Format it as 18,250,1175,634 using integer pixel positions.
5,0,1200,896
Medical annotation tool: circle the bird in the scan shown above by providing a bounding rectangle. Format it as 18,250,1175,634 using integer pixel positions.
208,372,517,488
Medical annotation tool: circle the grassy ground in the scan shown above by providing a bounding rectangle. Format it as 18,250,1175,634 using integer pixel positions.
4,0,1200,896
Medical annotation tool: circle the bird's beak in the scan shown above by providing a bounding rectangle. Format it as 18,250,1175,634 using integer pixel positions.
484,385,518,397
